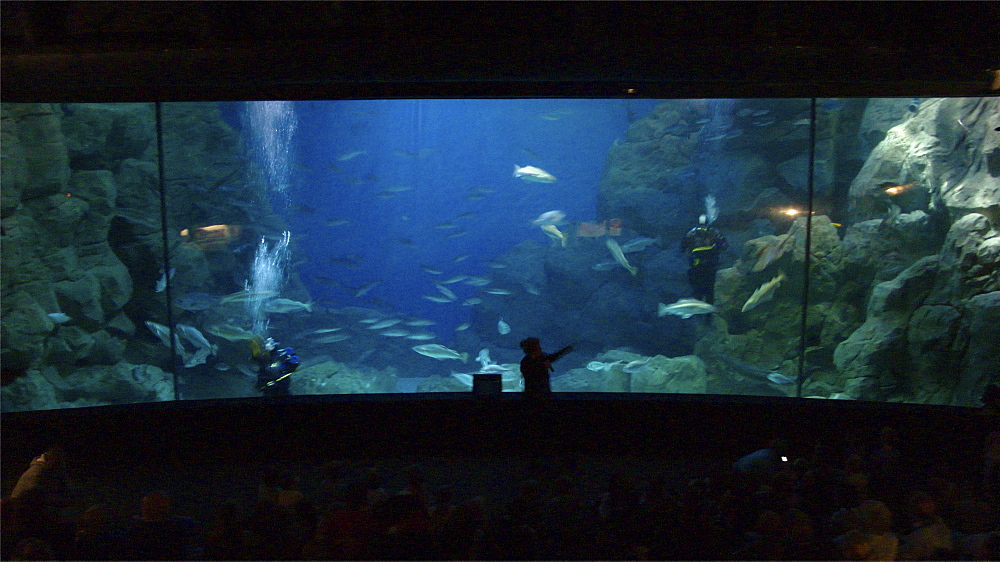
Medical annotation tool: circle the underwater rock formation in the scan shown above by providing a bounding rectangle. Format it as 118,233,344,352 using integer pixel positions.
849,97,1000,223
2,102,296,411
628,354,707,394
834,213,1000,405
291,359,397,395
1,104,135,382
0,362,172,412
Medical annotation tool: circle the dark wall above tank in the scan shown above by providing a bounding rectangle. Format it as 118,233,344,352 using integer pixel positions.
3,1,998,102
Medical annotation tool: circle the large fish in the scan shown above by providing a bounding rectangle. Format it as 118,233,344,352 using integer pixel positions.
145,320,172,347
541,224,568,248
314,333,351,343
263,298,314,313
435,284,457,301
367,318,402,330
658,298,716,319
742,272,787,312
605,238,638,275
532,210,566,226
176,324,218,354
206,324,258,341
513,165,557,183
412,344,469,362
619,236,659,253
219,289,279,304
336,150,366,161
405,332,437,341
752,221,801,273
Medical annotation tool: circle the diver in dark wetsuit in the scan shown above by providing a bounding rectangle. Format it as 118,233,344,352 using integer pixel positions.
680,215,729,304
519,337,574,397
252,337,300,397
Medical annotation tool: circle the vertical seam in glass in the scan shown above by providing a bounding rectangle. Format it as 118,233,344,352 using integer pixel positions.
796,98,818,399
154,102,179,400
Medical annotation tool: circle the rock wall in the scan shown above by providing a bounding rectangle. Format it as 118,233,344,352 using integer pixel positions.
1,102,285,411
537,97,999,405
1,104,138,380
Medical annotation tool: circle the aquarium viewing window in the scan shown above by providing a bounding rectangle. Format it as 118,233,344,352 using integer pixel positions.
1,97,997,412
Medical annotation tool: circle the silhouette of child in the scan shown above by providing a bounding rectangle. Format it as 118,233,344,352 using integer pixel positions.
519,337,573,396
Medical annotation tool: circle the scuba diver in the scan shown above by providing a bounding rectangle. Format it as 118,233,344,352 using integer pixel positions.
680,214,729,304
251,337,300,397
519,337,574,397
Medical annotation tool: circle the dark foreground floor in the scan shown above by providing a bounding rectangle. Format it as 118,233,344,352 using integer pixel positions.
2,394,997,560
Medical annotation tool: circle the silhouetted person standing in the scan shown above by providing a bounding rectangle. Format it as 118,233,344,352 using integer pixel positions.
519,337,573,397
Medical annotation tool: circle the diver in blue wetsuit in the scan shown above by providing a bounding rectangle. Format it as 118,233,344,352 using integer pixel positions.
252,337,300,397
680,215,729,304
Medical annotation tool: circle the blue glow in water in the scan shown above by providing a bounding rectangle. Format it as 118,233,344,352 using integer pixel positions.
246,231,291,336
287,99,656,339
241,101,298,195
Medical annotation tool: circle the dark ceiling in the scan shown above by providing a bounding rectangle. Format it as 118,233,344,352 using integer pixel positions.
2,1,998,101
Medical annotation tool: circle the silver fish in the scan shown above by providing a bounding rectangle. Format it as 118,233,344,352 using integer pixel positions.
412,344,469,362
336,150,366,161
767,372,796,385
484,288,512,295
742,272,787,312
145,320,172,347
354,281,379,298
752,222,801,273
219,289,279,304
405,332,437,341
497,317,511,335
367,318,402,330
184,347,212,368
206,324,257,342
606,238,638,275
435,284,457,301
315,333,351,343
587,360,623,372
619,236,659,253
263,298,314,314
513,164,557,183
176,324,217,355
47,312,71,324
657,298,716,319
155,267,176,293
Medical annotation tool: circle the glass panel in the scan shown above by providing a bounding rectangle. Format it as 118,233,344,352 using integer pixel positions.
2,97,995,411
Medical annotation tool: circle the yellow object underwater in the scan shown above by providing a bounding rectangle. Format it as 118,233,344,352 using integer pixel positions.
249,336,266,359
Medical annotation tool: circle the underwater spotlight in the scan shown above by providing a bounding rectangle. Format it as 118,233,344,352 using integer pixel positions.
783,208,801,217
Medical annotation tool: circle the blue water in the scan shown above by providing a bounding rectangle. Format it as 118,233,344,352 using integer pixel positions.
243,99,661,339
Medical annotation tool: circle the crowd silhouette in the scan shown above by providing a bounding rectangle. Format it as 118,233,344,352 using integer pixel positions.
2,418,997,561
